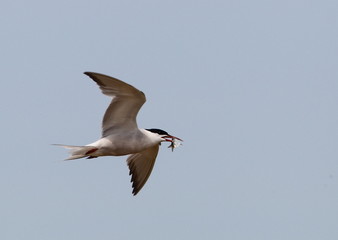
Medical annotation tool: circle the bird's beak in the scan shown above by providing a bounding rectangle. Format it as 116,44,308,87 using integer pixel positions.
163,135,183,142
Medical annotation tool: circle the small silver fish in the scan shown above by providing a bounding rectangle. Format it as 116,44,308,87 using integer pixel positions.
168,138,182,152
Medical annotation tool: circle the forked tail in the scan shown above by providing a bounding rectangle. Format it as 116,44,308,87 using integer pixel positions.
53,144,98,160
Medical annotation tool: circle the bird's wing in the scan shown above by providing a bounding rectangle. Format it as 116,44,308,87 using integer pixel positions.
84,72,146,137
126,144,159,195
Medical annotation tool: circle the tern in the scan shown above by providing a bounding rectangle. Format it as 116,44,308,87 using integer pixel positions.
56,72,182,195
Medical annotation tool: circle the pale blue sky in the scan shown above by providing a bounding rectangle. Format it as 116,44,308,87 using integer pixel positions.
1,0,338,239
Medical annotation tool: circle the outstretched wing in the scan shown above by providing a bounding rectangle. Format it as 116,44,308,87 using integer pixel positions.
84,72,146,137
126,144,159,195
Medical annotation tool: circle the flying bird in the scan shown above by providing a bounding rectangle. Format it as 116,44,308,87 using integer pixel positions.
56,72,182,195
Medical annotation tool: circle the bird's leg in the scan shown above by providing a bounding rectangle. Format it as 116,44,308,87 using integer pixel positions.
85,148,99,159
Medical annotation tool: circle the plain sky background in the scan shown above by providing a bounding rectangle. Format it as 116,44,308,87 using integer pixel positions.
1,0,338,239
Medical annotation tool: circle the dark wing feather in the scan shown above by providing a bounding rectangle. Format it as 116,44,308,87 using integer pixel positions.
127,144,159,195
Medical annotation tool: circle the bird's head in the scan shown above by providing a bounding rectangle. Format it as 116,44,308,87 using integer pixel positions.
146,128,182,143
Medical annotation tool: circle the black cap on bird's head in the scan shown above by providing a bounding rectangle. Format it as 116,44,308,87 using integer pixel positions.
146,128,182,142
146,128,169,135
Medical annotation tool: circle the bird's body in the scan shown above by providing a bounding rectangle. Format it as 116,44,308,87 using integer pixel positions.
85,128,161,157
56,72,182,195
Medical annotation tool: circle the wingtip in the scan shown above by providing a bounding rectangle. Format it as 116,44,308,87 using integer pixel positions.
83,72,101,83
83,72,109,81
132,189,139,196
83,71,93,76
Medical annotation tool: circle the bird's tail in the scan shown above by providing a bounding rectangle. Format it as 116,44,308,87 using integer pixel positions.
53,144,98,160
